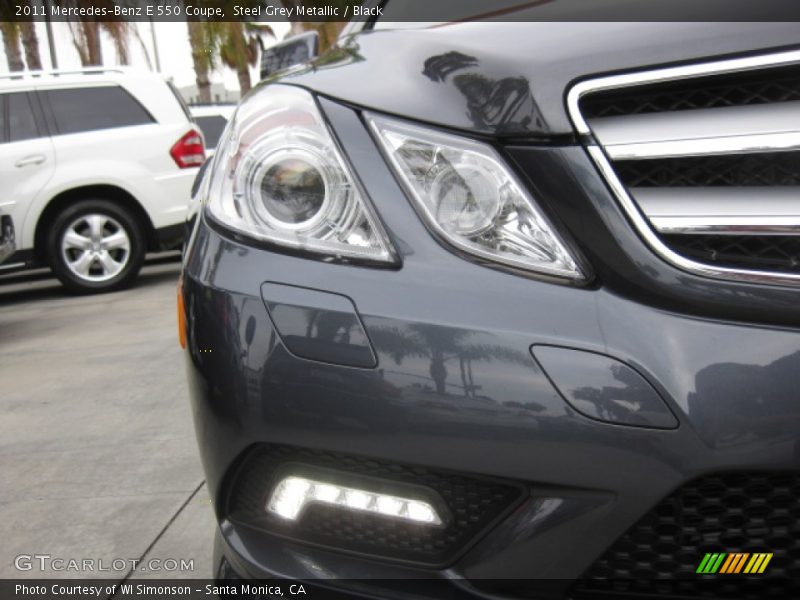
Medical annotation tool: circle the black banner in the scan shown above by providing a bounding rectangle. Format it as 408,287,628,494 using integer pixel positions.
3,578,800,600
2,0,800,23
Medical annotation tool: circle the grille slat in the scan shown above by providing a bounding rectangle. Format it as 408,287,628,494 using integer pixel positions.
632,187,800,236
571,51,800,284
591,101,800,160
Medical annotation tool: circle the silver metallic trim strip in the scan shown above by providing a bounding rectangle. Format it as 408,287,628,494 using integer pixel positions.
567,49,800,135
0,261,25,271
605,131,800,160
587,146,800,286
652,217,800,235
568,50,800,287
633,187,800,220
589,101,800,150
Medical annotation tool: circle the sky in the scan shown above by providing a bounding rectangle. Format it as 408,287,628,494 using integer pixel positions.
0,20,291,94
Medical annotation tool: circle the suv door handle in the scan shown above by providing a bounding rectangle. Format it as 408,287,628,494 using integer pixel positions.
15,154,46,168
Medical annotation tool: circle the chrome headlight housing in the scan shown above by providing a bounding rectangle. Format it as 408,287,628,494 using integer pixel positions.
368,115,584,280
204,85,396,264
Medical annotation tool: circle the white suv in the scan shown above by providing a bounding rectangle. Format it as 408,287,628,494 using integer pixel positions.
0,67,204,293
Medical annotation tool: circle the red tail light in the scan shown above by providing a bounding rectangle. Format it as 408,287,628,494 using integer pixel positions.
170,130,206,168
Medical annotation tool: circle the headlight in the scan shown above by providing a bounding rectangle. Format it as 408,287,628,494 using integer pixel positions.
368,115,584,280
205,86,396,264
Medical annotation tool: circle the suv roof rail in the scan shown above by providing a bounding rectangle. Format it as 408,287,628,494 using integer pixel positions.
0,66,138,81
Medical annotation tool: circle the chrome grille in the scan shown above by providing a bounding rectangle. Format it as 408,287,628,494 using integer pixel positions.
568,50,800,286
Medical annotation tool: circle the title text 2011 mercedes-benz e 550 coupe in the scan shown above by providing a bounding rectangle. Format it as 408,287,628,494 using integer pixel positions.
180,20,800,599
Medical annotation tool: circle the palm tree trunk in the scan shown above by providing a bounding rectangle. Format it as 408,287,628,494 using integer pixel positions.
44,6,58,68
101,21,130,65
84,21,102,65
459,357,469,396
232,25,251,95
316,22,346,53
1,23,25,72
217,23,258,97
19,21,42,70
430,354,448,395
237,66,251,95
70,20,103,66
187,21,212,103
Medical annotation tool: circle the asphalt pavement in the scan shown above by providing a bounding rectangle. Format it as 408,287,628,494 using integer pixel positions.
0,256,215,580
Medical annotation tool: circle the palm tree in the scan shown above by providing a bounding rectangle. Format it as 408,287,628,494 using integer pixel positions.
63,0,133,67
0,22,25,72
0,1,42,72
68,20,103,65
187,20,214,103
101,21,131,65
19,20,42,70
2,0,45,72
219,22,271,96
186,18,273,101
369,325,530,397
309,22,347,53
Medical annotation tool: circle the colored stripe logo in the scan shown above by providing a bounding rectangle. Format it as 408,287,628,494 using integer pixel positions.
697,553,773,574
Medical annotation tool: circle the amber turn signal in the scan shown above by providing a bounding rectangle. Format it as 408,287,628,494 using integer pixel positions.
177,276,187,349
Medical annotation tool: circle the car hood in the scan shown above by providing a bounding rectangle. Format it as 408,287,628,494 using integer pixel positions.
277,22,800,138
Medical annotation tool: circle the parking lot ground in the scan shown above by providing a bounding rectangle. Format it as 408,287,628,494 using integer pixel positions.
0,256,214,580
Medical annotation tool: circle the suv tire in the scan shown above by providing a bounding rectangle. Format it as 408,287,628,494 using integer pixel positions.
47,199,146,294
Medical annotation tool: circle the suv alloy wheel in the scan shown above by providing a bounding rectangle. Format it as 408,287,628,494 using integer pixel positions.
47,199,146,294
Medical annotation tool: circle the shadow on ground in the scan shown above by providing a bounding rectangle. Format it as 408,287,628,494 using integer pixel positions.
0,253,182,306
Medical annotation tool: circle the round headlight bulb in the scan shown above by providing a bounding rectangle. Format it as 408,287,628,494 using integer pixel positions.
246,146,332,232
431,162,501,236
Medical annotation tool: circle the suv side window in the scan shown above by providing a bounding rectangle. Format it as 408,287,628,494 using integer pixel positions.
194,115,228,148
43,86,154,135
6,92,41,143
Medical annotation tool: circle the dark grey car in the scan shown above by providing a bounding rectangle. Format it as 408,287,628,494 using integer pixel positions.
180,17,800,599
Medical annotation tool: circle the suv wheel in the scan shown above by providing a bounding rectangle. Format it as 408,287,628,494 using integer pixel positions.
48,199,146,294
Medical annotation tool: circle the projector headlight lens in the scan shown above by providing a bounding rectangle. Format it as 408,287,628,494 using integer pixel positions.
204,85,396,263
257,156,327,227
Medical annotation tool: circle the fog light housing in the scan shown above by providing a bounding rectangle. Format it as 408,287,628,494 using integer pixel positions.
266,475,444,526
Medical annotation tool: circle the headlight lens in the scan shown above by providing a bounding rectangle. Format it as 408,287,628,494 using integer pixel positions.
204,86,396,263
255,157,326,227
368,115,584,280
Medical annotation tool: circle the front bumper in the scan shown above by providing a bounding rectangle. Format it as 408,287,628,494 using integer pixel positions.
182,97,800,598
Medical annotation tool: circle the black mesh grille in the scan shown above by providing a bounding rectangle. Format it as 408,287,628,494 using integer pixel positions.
573,472,800,600
665,235,800,273
582,67,800,118
614,153,800,188
226,444,525,566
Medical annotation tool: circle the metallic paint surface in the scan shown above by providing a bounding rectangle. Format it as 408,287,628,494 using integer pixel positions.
532,345,679,429
184,32,800,594
276,23,800,138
